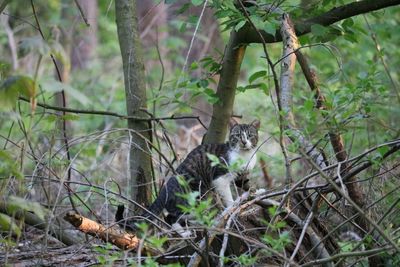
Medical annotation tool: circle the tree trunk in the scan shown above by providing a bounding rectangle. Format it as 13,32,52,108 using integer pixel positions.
115,0,153,207
203,31,246,144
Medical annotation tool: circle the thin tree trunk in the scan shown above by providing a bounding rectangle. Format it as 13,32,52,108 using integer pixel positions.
115,0,153,207
203,31,246,144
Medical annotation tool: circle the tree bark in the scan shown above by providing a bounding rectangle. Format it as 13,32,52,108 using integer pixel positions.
279,14,327,170
203,31,246,144
115,0,153,207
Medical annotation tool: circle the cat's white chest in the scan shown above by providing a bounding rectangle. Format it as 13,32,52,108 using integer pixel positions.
228,148,257,171
212,148,257,207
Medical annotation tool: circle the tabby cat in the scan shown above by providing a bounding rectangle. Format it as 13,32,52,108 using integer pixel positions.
116,120,260,232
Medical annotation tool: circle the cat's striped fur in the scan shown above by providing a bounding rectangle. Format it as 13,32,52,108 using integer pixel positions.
116,120,260,231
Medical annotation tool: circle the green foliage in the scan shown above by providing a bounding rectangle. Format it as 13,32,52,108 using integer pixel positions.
191,0,204,6
176,175,218,227
0,75,36,111
19,36,70,69
40,78,90,105
5,196,46,221
261,230,291,252
0,150,23,181
237,69,269,94
222,253,258,266
134,258,182,267
212,0,280,33
257,206,292,254
1,0,400,265
0,213,21,237
207,152,245,173
93,243,122,266
177,190,218,227
206,153,221,167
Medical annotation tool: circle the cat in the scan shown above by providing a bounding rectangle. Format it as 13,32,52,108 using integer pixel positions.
116,119,260,233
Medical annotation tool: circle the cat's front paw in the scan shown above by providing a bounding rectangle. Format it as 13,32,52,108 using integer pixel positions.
234,174,250,191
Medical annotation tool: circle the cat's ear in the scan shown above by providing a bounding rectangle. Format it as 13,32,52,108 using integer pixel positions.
229,119,239,129
251,119,261,130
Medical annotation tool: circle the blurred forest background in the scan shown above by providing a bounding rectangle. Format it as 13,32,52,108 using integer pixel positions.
0,0,400,266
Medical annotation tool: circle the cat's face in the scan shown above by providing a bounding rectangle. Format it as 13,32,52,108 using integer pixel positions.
228,120,260,150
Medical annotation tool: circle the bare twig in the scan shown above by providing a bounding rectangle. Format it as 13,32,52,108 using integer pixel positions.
256,198,332,264
287,199,319,265
301,245,393,267
0,0,10,14
188,192,297,267
73,0,90,27
363,15,400,102
299,148,400,253
18,96,208,129
30,0,76,212
1,9,18,70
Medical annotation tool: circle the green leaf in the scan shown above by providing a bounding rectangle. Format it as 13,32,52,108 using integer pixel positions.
179,21,187,33
235,20,246,32
311,24,328,37
49,40,70,71
62,114,80,121
207,153,220,167
249,70,267,84
342,18,354,29
249,15,265,30
176,3,190,14
0,150,23,179
0,213,21,237
264,23,276,36
304,99,314,111
40,79,90,106
18,36,50,57
0,76,37,111
377,146,389,157
190,61,198,70
191,0,203,6
199,79,209,88
7,196,46,221
344,32,358,43
259,83,269,95
148,236,168,249
188,15,199,24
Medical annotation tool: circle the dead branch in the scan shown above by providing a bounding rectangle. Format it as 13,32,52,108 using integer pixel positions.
64,211,141,250
19,96,207,128
301,245,394,267
295,50,366,207
187,192,299,267
299,149,400,253
279,13,327,171
256,198,333,264
259,158,273,188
